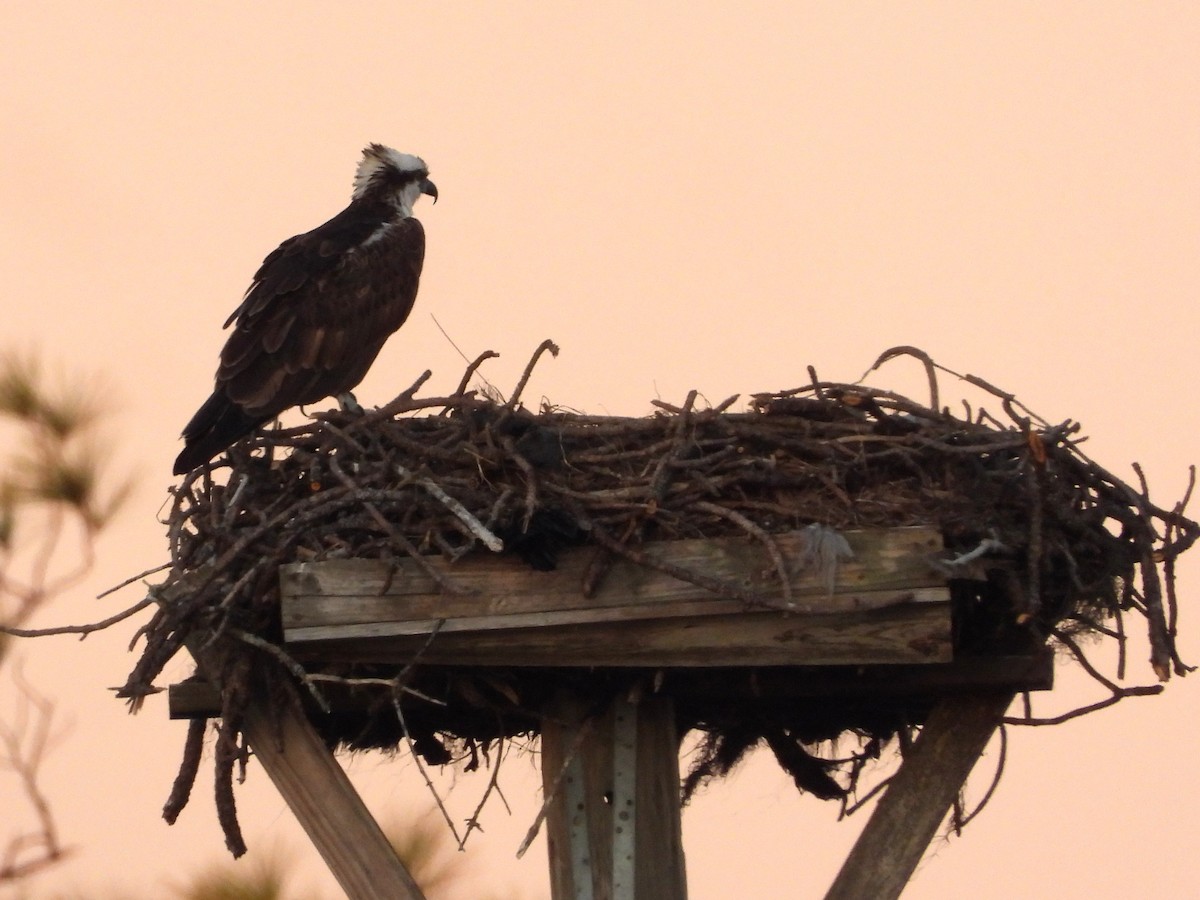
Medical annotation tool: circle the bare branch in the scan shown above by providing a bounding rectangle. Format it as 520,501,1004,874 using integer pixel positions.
0,670,71,882
1,596,153,639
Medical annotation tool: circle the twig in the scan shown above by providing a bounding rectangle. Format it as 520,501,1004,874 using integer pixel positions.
1,596,154,639
453,349,501,399
397,464,504,552
501,436,540,532
589,524,780,609
458,734,507,850
229,629,330,713
693,500,793,607
515,713,597,859
327,458,468,595
96,562,172,599
392,695,463,847
359,370,435,423
306,674,445,708
862,345,940,413
1004,629,1164,725
840,773,894,818
954,724,1006,830
507,339,559,409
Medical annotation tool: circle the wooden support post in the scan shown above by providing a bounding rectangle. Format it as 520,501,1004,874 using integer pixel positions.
823,692,1015,900
542,692,687,899
188,640,425,900
235,699,426,900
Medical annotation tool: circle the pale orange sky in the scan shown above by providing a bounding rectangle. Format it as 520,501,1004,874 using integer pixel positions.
2,3,1198,898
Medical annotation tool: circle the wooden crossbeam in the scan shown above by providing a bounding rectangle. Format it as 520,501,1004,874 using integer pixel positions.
167,653,1053,720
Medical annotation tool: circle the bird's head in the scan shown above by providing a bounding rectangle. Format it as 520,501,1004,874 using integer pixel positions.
352,144,438,216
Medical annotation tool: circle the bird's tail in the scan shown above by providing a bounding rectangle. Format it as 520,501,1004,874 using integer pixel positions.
173,393,266,475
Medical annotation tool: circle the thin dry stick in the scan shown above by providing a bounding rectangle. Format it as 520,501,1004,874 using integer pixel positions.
326,458,467,595
515,713,598,859
458,734,507,850
693,500,794,607
96,562,172,599
397,463,504,552
358,370,434,423
954,723,1007,831
453,349,501,399
861,345,940,413
391,696,463,847
1005,629,1163,726
507,339,559,409
589,525,778,609
1,596,154,639
306,674,445,708
500,436,540,531
229,629,330,713
840,773,894,818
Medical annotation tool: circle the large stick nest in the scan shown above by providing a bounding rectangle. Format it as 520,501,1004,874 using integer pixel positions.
122,344,1197,855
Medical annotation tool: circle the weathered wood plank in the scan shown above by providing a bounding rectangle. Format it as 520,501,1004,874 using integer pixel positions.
281,526,945,637
287,601,952,667
286,585,948,643
234,696,427,900
823,692,1015,900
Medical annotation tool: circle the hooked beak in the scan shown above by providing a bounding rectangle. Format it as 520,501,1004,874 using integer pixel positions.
421,178,438,204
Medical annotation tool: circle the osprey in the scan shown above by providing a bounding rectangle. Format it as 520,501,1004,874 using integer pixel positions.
173,144,437,475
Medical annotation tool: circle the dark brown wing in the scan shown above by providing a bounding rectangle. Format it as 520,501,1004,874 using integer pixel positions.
173,203,425,474
217,211,425,417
